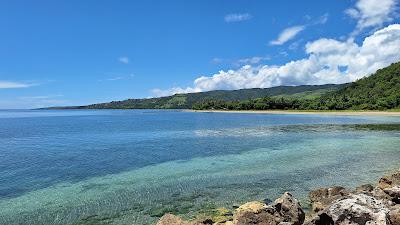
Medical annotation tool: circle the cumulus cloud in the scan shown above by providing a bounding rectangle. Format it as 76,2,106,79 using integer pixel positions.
224,13,252,23
270,26,305,45
118,57,130,64
152,24,400,97
345,0,398,34
151,87,199,97
0,81,36,89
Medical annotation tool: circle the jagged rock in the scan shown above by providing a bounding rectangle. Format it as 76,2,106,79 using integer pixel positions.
309,186,348,213
303,213,334,225
273,192,305,225
372,186,393,201
157,213,189,225
236,201,266,213
378,171,400,189
384,186,400,204
356,184,374,193
233,192,304,225
157,171,400,225
389,207,400,225
305,193,390,225
233,201,275,225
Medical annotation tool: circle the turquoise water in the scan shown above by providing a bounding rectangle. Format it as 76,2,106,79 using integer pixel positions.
0,109,400,224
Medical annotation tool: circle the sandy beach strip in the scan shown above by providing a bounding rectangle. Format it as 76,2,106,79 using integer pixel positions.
186,109,400,116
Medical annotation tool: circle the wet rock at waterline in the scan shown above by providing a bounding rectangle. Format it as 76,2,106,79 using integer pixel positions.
157,170,400,225
233,192,305,225
309,186,349,213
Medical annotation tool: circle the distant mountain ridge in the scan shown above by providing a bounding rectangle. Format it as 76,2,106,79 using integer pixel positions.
46,62,400,110
46,84,345,109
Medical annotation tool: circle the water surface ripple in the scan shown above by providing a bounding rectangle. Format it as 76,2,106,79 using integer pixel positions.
0,110,399,224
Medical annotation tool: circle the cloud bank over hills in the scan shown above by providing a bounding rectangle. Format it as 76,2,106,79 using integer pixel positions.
152,24,400,97
151,0,399,97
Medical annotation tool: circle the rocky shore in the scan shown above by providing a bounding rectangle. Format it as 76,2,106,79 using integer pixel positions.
157,170,400,225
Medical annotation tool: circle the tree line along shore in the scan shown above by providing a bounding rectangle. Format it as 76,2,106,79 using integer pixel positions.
45,62,400,112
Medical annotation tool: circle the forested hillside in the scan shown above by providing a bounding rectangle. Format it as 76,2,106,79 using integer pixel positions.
192,62,400,110
320,62,400,110
48,84,343,109
46,62,400,111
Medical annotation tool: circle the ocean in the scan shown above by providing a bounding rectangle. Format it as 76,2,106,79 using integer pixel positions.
0,109,399,224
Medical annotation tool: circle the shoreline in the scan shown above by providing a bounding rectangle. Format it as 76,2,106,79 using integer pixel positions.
157,169,400,225
187,109,400,116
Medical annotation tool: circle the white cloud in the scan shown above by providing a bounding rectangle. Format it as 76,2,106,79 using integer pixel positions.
270,26,305,45
106,76,124,81
212,56,270,66
152,24,400,97
211,57,224,64
98,73,134,82
0,81,36,89
236,56,270,65
19,95,63,100
0,94,67,109
151,87,199,97
118,57,130,64
345,0,398,34
269,13,329,46
224,13,252,23
314,13,329,25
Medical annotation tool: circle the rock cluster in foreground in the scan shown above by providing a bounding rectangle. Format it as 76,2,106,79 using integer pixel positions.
157,170,400,225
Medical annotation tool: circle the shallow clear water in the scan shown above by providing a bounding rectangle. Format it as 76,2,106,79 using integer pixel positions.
0,109,399,225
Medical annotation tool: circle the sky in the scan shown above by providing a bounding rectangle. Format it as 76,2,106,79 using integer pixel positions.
0,0,399,109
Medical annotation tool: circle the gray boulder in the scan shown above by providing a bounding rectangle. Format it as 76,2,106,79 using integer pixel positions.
384,186,400,204
309,186,349,213
389,207,400,225
306,193,390,225
233,192,304,225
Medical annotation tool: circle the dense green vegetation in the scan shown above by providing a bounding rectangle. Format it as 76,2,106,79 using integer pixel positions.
47,62,400,111
193,62,400,111
319,62,400,110
48,84,343,109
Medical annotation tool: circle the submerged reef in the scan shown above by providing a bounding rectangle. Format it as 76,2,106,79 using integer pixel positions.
157,170,400,225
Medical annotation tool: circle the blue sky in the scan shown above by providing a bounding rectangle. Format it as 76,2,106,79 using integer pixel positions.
0,0,399,108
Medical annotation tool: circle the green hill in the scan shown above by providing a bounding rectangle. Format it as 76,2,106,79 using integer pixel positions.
48,84,343,109
319,62,400,110
192,62,400,110
46,62,400,110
